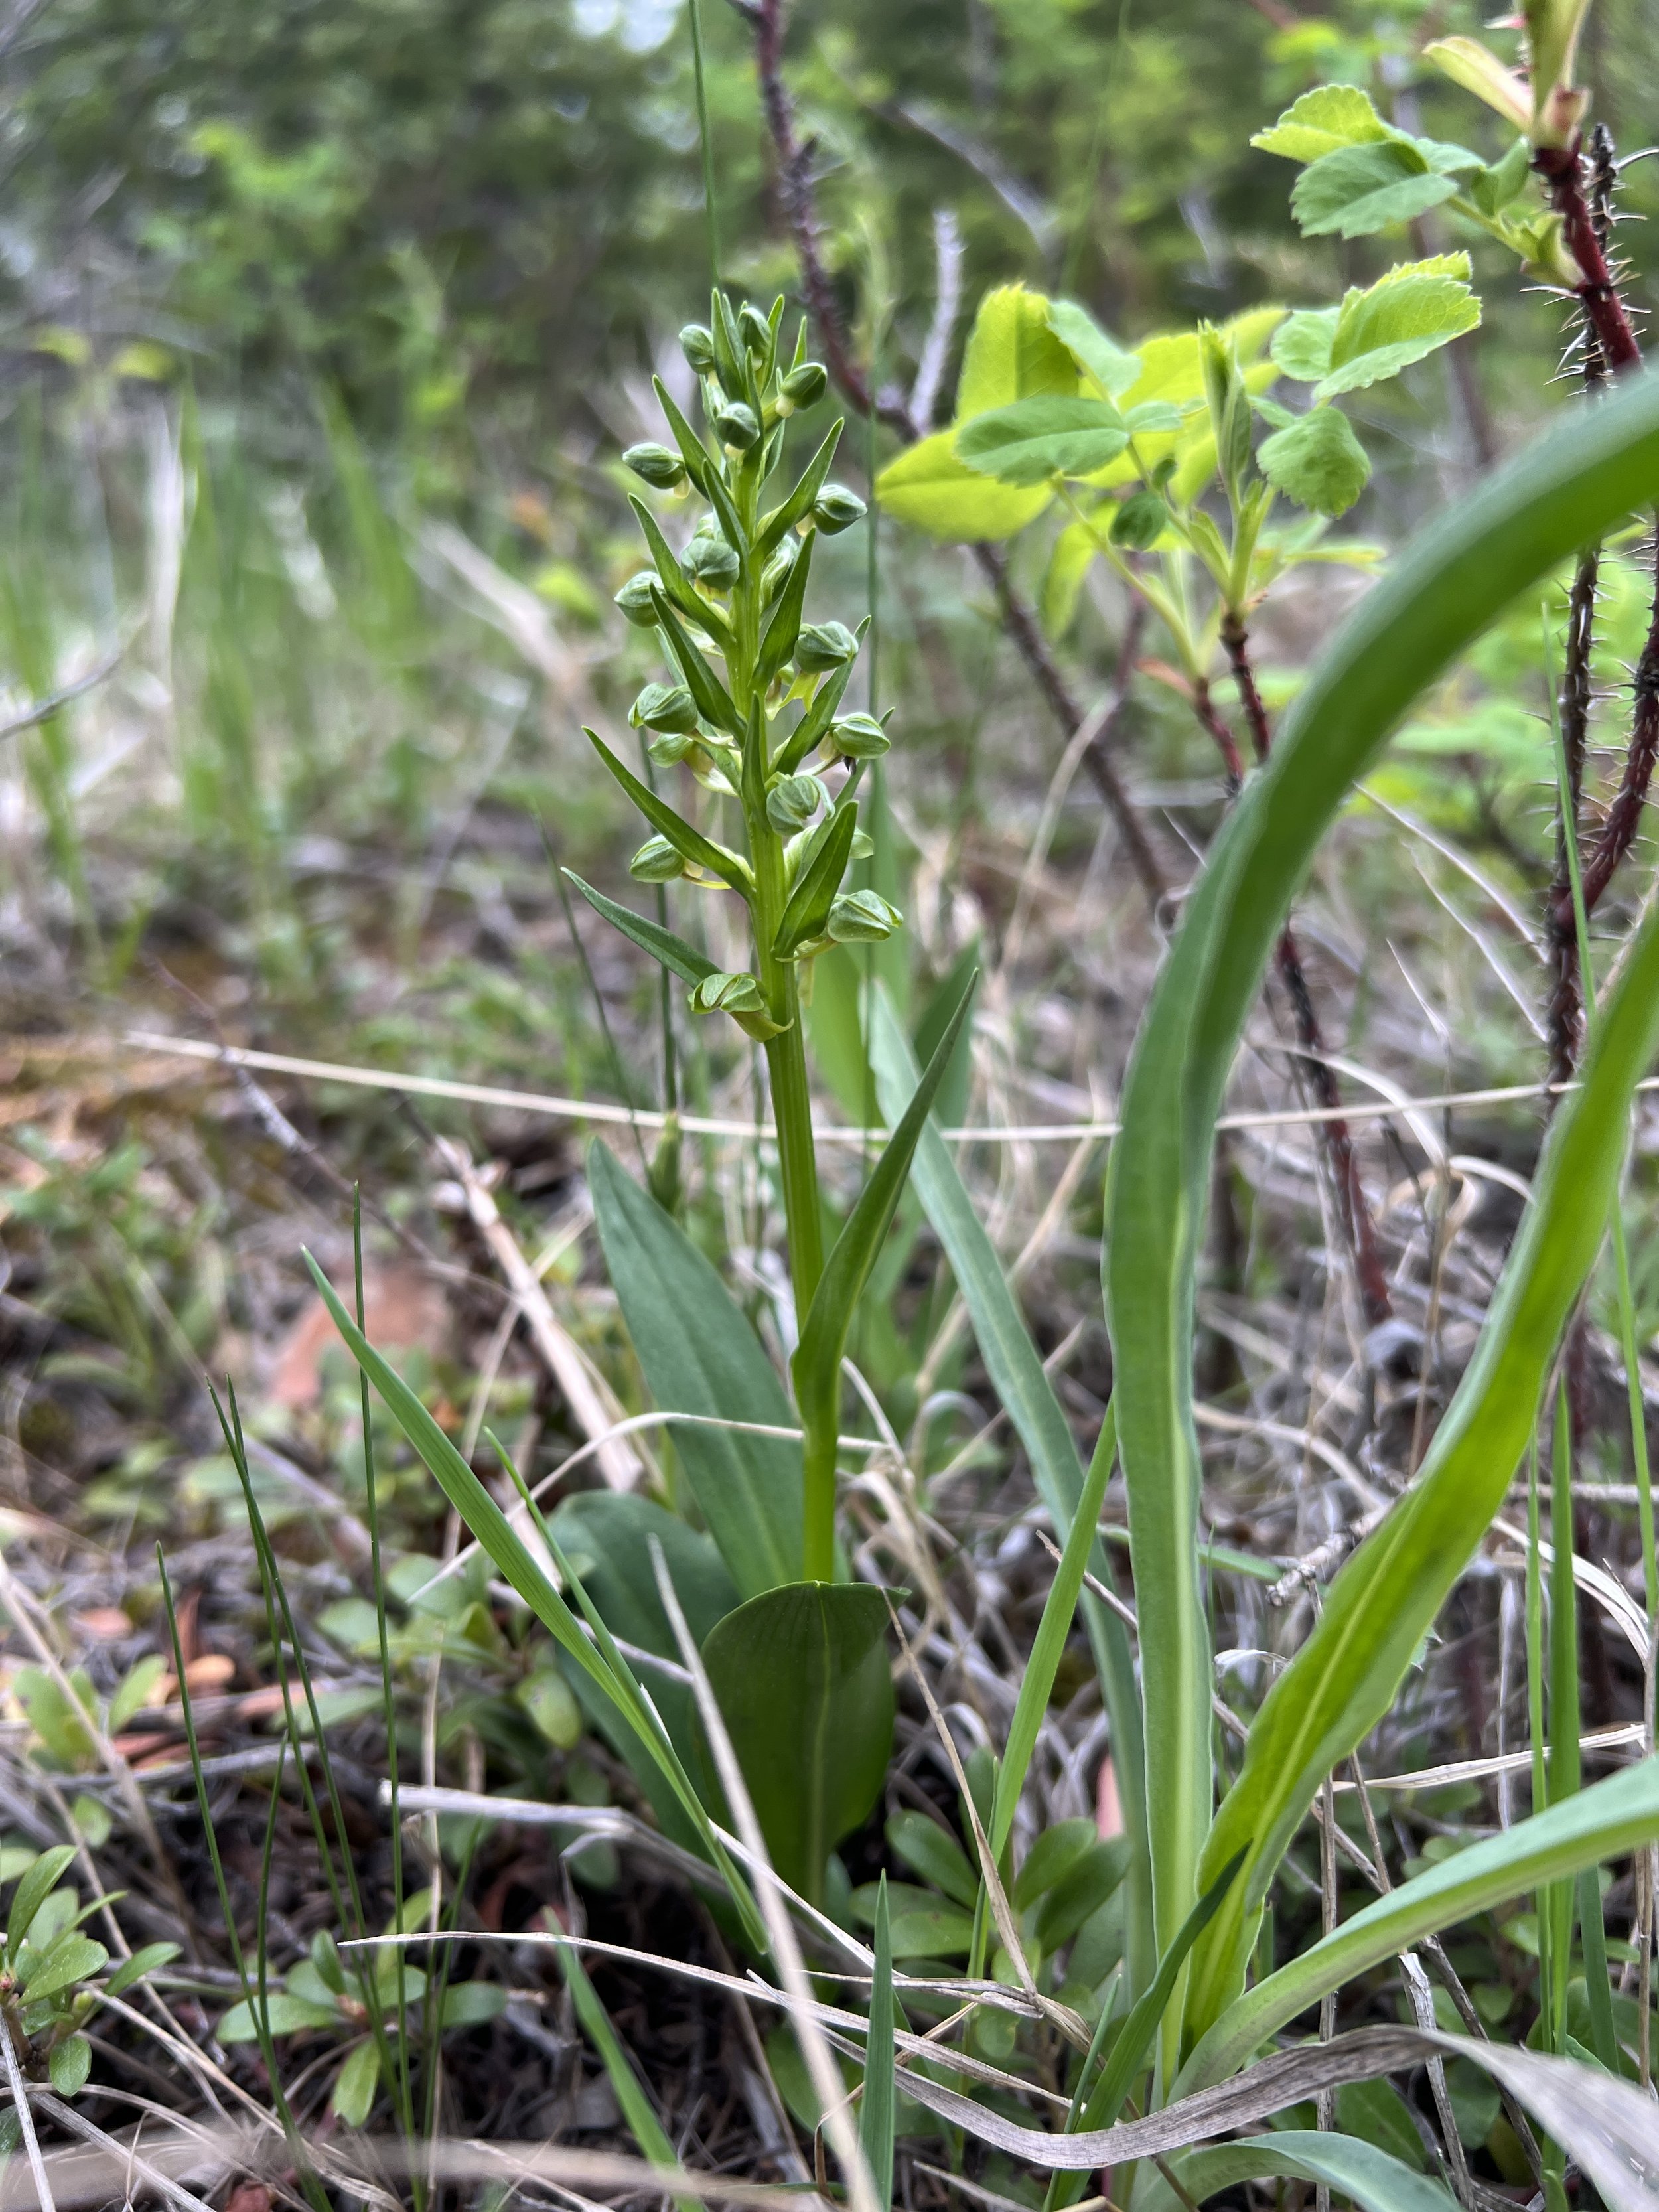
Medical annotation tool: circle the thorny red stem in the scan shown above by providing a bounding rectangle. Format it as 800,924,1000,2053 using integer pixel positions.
1214,617,1393,1325
1548,542,1599,1089
741,0,1169,905
1534,139,1642,377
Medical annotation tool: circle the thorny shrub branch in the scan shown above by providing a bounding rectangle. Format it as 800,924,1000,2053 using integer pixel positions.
733,0,1169,907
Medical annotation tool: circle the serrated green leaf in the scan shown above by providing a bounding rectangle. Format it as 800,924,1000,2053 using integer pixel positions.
330,2037,380,2126
1271,309,1340,384
1259,407,1372,518
1291,141,1461,238
955,283,1077,420
875,431,1054,543
563,870,717,988
1251,83,1390,163
1315,256,1482,399
1046,299,1141,398
957,396,1129,487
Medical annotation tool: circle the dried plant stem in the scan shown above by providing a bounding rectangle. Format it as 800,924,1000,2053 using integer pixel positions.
738,0,1167,907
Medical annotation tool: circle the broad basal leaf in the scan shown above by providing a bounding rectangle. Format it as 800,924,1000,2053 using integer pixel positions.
875,432,1054,543
954,283,1077,421
701,1580,893,1905
1317,255,1482,399
1291,141,1461,239
1252,83,1390,163
589,1142,802,1600
956,396,1129,487
1258,407,1372,518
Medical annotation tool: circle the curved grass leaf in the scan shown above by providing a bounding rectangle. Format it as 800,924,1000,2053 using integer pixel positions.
892,2024,1659,2205
589,1141,801,1599
558,1940,698,2212
1103,366,1659,2045
858,1874,897,2212
792,972,977,1491
563,870,717,988
1187,879,1659,2039
1186,1755,1659,2091
302,1256,765,1949
1182,2136,1453,2212
701,1580,893,1905
867,987,1152,1995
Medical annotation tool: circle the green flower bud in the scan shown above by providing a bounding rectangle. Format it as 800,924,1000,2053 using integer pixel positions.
827,889,902,944
738,302,772,356
713,401,760,452
795,621,858,674
629,834,686,883
779,362,828,410
682,532,740,591
630,682,699,734
622,441,686,490
1110,490,1167,551
647,729,700,767
760,541,798,604
812,484,867,535
680,323,717,376
614,573,661,628
766,773,826,834
828,711,890,761
689,970,787,1041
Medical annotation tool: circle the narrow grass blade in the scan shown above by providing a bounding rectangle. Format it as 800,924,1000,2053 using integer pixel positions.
867,989,1153,1994
1186,1755,1659,2089
859,1874,896,2212
792,971,976,1546
1181,2133,1457,2212
305,1258,764,1945
1546,1376,1581,2046
1186,834,1659,2039
557,1941,698,2212
1106,368,1659,2039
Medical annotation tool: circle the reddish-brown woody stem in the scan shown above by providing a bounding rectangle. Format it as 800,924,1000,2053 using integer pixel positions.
1534,139,1642,376
740,0,1168,905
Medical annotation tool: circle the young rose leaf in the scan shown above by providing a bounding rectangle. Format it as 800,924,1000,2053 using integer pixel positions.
875,433,1054,542
1046,299,1142,398
1258,407,1372,518
954,283,1077,420
1423,35,1534,133
1316,256,1482,399
1291,141,1461,238
1041,518,1098,638
1271,309,1340,384
956,396,1129,486
1251,83,1390,163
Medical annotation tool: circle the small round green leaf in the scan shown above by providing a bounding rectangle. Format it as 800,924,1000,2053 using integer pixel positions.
48,2034,92,2097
